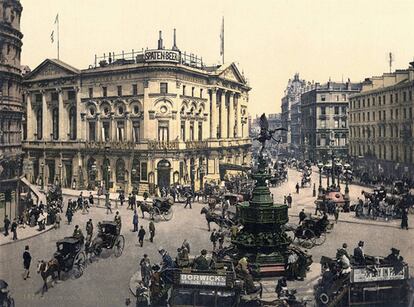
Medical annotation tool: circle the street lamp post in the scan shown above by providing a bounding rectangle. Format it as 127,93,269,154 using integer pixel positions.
40,161,45,191
58,162,63,186
105,165,111,207
336,162,342,191
317,161,324,196
91,161,97,190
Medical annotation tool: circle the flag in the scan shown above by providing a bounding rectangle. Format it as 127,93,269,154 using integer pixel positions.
220,16,224,56
50,31,54,43
54,14,59,24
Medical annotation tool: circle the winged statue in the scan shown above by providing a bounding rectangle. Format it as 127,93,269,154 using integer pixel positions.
255,113,287,157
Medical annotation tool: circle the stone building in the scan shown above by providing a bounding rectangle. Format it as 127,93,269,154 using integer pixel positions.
301,80,361,162
22,33,251,194
349,62,414,178
280,73,307,155
0,0,24,226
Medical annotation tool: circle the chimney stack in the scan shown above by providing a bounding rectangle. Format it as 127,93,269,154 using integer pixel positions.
158,31,163,50
172,28,178,51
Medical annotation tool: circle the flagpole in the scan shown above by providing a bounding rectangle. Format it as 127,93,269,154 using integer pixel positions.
222,17,224,65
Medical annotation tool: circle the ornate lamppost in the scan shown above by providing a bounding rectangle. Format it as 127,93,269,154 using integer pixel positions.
343,163,352,200
40,161,45,191
58,162,63,186
324,163,331,189
131,168,138,196
105,164,111,207
90,161,97,190
335,161,342,191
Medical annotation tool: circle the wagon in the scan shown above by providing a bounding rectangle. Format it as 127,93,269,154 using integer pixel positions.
54,237,86,278
89,221,125,257
285,216,333,248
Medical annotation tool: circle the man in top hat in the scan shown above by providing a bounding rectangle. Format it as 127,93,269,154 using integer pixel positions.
353,241,365,265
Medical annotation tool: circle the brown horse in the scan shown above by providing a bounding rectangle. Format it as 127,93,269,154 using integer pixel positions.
37,259,61,296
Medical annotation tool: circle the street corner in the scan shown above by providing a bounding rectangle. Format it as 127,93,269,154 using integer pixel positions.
0,224,54,247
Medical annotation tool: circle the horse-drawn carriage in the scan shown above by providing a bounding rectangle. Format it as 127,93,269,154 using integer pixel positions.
88,221,125,258
138,197,174,221
54,237,86,277
285,215,333,248
301,166,312,188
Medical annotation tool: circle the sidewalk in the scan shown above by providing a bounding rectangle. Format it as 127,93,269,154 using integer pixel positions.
0,224,54,246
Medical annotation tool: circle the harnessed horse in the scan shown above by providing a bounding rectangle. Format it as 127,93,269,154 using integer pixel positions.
37,259,61,296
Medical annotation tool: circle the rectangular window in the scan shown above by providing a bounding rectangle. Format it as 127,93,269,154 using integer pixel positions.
334,119,339,128
373,112,375,121
189,122,194,141
367,112,370,121
391,109,394,119
321,95,326,101
132,84,138,96
395,109,398,119
372,97,376,106
102,121,110,141
180,121,186,141
321,106,326,115
383,110,386,120
35,93,42,103
191,87,195,97
102,87,107,97
179,161,184,179
403,92,407,101
390,94,393,103
320,120,326,129
341,119,347,128
117,121,124,141
182,85,186,96
410,91,412,101
410,107,413,119
334,106,339,115
367,98,370,107
133,122,140,142
88,122,96,141
395,93,398,103
200,89,203,98
140,162,148,181
362,99,365,108
89,88,93,98
51,92,58,102
378,111,381,120
117,85,122,96
68,90,76,100
404,108,407,119
198,122,203,140
160,82,168,94
158,121,169,141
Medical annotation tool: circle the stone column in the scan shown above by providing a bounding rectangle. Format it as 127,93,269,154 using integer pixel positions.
58,89,67,140
210,89,217,139
41,91,50,141
111,115,117,141
236,94,241,138
26,93,34,141
76,88,84,141
142,79,150,140
219,90,226,139
228,92,235,138
124,114,130,142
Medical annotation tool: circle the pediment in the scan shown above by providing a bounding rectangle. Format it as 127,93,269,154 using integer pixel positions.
24,59,80,81
218,63,246,84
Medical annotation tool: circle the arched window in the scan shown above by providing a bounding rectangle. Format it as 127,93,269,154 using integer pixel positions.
36,109,43,140
116,159,125,182
69,106,77,140
52,108,59,140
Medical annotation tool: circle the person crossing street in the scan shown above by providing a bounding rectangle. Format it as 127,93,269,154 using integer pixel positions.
138,226,146,247
149,221,155,243
133,210,139,232
23,245,31,280
86,219,94,242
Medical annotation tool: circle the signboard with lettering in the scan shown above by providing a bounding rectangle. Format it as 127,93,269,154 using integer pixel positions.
144,50,180,63
179,273,227,287
351,266,408,283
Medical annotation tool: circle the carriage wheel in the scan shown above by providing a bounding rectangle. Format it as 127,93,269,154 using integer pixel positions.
114,235,125,257
72,252,86,278
151,207,162,222
163,207,173,221
313,232,326,246
319,292,330,305
297,228,315,249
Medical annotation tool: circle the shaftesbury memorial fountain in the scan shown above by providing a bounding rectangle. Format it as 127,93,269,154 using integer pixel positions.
231,114,312,277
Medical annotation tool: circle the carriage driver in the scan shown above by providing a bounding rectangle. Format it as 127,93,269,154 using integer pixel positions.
72,225,84,244
114,211,122,234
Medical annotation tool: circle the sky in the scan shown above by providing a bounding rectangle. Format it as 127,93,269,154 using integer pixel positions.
20,0,414,117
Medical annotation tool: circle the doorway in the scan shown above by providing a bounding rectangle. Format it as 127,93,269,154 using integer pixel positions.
157,160,171,191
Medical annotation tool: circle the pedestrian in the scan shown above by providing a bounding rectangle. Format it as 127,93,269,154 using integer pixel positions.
119,191,125,206
11,218,18,240
89,192,94,207
218,229,225,249
401,207,409,230
82,199,89,214
299,209,306,224
66,207,73,225
138,226,146,247
3,215,10,236
77,192,83,210
184,191,192,209
86,219,93,242
114,211,122,233
334,206,339,224
295,182,300,194
106,200,113,214
23,245,31,280
54,211,61,229
133,210,139,232
210,229,218,250
140,254,152,287
149,221,155,243
128,194,133,210
182,239,191,254
353,241,365,265
286,193,292,208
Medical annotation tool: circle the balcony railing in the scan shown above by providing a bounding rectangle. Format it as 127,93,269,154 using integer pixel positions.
148,140,179,151
185,140,208,149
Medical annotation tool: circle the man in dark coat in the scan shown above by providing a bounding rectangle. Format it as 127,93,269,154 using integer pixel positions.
3,215,10,236
140,254,152,287
299,209,306,224
193,249,209,270
86,219,93,242
11,218,18,240
353,241,365,265
184,191,192,209
401,208,408,230
23,245,32,280
133,210,139,232
149,221,155,243
138,226,146,247
88,192,94,206
210,229,218,250
286,194,293,208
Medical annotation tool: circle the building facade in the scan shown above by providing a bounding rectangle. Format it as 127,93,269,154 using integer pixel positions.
280,73,307,155
0,0,24,226
22,36,251,194
349,63,414,178
301,80,361,162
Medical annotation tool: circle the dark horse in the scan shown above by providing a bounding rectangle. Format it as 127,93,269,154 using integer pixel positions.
37,259,61,296
200,207,234,231
137,200,153,219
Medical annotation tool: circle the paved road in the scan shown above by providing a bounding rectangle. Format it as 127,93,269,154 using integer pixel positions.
1,168,412,306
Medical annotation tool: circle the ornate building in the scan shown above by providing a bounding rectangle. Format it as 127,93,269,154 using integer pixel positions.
301,80,361,162
349,62,414,178
280,73,307,155
22,33,251,194
0,0,23,227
